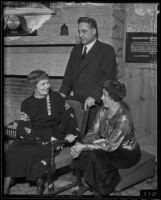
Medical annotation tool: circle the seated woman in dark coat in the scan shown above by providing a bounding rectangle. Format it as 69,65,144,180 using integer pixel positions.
4,70,80,195
71,80,141,195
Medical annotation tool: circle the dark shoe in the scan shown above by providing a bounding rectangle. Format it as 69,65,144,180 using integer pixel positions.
48,182,55,194
72,185,91,195
93,190,101,196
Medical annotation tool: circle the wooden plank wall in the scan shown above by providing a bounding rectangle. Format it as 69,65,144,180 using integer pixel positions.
125,64,157,153
125,3,157,156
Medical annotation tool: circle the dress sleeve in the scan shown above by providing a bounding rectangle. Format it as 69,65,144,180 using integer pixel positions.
21,100,28,113
85,115,130,152
82,107,103,144
20,100,30,121
17,99,33,140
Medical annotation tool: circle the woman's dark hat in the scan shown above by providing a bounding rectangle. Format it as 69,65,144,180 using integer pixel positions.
101,80,126,100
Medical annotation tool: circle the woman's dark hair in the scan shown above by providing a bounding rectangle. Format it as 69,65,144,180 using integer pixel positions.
107,90,122,102
77,17,98,38
101,80,127,102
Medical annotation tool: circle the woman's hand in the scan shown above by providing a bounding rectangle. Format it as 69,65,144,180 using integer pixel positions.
93,138,106,144
65,134,77,143
20,112,30,121
8,121,18,129
71,142,86,158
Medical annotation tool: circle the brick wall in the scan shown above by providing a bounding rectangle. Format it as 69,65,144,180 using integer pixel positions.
4,77,62,125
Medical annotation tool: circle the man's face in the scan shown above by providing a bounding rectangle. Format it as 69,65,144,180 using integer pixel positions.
78,22,96,45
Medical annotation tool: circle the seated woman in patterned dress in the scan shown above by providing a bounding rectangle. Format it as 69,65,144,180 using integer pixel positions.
71,80,141,195
4,70,80,195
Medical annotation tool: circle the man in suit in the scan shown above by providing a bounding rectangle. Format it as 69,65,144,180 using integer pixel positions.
59,17,117,130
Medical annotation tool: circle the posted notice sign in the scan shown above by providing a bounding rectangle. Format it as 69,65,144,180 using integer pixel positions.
126,32,157,63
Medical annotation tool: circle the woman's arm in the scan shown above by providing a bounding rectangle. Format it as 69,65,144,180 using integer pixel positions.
19,100,30,121
81,107,105,144
83,115,131,152
16,100,33,139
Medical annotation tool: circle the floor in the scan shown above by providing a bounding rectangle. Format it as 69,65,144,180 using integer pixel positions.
7,163,158,197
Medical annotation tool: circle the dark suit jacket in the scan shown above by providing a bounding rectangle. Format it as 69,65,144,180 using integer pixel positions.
59,40,117,103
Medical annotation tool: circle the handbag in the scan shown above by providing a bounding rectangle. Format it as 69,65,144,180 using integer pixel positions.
16,120,41,143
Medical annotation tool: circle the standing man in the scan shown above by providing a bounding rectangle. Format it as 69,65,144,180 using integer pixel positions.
59,17,117,130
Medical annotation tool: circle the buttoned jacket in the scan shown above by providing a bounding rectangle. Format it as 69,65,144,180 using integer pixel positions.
60,40,117,103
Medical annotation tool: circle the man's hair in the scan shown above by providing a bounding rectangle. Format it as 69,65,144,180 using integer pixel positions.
77,17,98,38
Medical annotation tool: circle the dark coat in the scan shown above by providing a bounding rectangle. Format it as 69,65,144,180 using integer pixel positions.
60,40,117,103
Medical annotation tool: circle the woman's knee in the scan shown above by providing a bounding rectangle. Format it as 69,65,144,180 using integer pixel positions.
85,150,98,162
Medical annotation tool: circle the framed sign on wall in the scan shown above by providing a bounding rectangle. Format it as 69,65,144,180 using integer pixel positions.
125,32,157,63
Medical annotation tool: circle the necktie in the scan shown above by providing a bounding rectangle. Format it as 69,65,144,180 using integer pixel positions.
82,46,87,60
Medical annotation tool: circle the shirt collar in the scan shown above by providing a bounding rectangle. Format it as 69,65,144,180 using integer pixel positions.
83,39,97,53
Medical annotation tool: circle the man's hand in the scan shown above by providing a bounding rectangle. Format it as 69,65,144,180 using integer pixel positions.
51,137,57,142
84,96,95,111
59,93,66,98
65,134,77,143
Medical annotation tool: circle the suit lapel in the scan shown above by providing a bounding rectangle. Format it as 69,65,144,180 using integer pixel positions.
79,40,99,72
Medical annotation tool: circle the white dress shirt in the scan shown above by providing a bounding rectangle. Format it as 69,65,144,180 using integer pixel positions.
82,39,97,54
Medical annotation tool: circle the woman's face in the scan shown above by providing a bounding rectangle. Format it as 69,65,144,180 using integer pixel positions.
35,79,50,97
101,88,112,108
